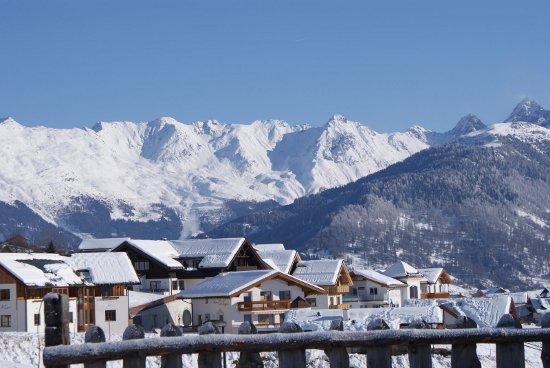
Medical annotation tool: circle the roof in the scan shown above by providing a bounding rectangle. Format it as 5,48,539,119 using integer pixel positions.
0,252,138,287
254,243,286,251
118,240,182,269
256,249,297,274
292,260,344,286
78,237,130,252
68,252,139,285
440,295,512,327
383,260,423,279
170,238,246,268
0,253,82,287
351,269,405,287
178,270,326,299
417,268,443,284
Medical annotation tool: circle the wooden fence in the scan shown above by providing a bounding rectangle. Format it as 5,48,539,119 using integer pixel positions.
42,293,550,368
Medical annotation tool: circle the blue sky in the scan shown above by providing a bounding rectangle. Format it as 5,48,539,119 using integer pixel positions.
1,1,550,132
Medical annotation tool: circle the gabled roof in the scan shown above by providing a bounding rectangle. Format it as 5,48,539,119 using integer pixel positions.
256,249,298,274
383,260,423,279
68,252,139,285
178,270,326,299
0,252,138,287
440,295,513,327
292,260,351,286
79,237,130,252
114,240,183,270
0,253,82,287
417,268,444,284
170,238,248,268
351,269,406,287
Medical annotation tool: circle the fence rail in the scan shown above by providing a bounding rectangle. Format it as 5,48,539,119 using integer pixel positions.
41,292,550,368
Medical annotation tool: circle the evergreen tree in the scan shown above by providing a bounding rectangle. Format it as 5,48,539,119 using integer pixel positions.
46,241,56,253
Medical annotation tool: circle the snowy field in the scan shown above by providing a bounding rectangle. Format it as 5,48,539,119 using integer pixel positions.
0,331,545,368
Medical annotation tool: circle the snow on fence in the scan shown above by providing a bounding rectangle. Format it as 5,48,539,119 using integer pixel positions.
42,293,550,368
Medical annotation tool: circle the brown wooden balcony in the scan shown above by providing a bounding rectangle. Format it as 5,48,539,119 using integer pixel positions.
237,300,291,312
421,292,450,299
324,285,350,295
329,303,351,310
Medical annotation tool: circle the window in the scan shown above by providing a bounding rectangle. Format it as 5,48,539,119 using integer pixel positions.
243,292,252,302
219,315,224,321
0,289,10,301
279,313,286,324
1,315,11,327
243,314,252,323
260,291,272,301
150,281,161,292
134,261,150,271
105,310,116,322
178,280,185,290
279,290,291,300
205,313,210,322
352,288,357,296
305,298,317,307
410,286,418,299
258,314,274,325
369,287,378,295
69,312,74,323
101,286,112,297
172,281,178,290
34,314,40,326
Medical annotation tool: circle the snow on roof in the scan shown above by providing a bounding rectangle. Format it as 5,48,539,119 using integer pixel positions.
383,260,422,278
286,306,443,331
129,290,166,308
170,238,246,268
442,295,512,327
0,253,82,287
507,292,528,305
351,269,405,287
254,243,286,251
417,268,443,284
481,287,509,296
256,249,297,274
178,270,276,298
292,260,343,286
178,269,325,299
69,252,139,285
78,237,130,251
121,240,182,269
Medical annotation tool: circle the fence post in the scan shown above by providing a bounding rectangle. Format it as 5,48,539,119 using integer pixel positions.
324,318,349,368
84,326,107,368
122,324,146,368
496,314,524,368
407,319,432,368
278,322,306,368
542,313,550,368
237,321,264,368
198,322,222,368
44,292,70,368
450,316,480,368
160,323,183,368
366,319,392,368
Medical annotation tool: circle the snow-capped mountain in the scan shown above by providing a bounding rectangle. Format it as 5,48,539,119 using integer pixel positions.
505,98,550,128
0,99,549,247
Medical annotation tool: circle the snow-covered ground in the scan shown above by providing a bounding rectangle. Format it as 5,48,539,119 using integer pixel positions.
0,330,544,368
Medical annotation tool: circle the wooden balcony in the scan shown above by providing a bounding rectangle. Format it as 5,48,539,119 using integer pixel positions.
325,285,350,295
329,303,351,310
237,300,291,312
421,292,450,299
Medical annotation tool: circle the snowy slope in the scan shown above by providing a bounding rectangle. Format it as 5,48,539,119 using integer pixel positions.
1,99,549,242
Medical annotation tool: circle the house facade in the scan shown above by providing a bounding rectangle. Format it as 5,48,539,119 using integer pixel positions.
178,270,326,333
292,260,353,310
417,268,452,299
343,269,407,308
0,252,139,335
382,261,428,305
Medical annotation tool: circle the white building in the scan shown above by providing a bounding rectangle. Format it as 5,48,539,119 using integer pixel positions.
178,270,326,333
382,261,427,305
344,269,407,308
0,252,139,335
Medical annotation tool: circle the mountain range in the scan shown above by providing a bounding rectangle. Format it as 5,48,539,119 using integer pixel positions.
0,99,549,288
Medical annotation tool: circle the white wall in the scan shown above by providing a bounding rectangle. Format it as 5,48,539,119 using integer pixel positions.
135,299,192,331
25,298,78,334
0,283,18,332
94,296,129,336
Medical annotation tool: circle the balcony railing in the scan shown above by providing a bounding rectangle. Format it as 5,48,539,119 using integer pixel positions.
325,285,350,294
329,303,351,310
237,300,291,311
421,292,450,299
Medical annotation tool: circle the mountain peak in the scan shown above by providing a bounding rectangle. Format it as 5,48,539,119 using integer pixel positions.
506,98,549,126
0,116,21,126
327,114,348,125
448,114,486,136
